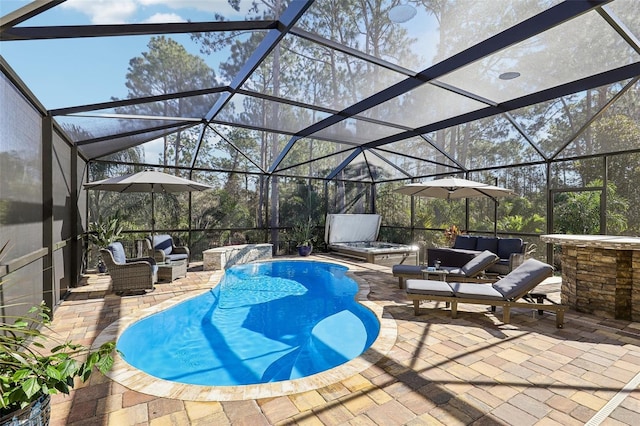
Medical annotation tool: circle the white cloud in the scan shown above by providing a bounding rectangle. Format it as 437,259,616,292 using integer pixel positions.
144,13,185,24
59,0,248,25
61,0,138,24
138,0,249,19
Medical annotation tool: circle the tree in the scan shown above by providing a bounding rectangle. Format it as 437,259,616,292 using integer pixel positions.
554,180,628,235
117,36,217,169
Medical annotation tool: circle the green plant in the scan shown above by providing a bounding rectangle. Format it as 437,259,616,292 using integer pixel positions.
0,243,116,415
88,214,123,249
290,217,318,247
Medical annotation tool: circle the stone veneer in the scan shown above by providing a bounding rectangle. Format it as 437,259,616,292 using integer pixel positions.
203,243,273,270
541,234,640,321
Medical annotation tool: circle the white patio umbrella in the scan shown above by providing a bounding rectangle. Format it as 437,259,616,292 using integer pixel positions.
395,177,517,235
84,169,212,236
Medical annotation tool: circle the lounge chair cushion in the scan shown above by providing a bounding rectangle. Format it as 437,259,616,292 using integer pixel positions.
450,282,504,300
492,258,553,300
461,250,499,276
107,242,127,264
405,279,454,297
453,235,477,250
392,264,423,276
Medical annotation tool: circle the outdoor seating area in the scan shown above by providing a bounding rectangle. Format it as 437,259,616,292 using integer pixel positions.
2,1,640,425
427,235,527,274
405,258,567,328
392,249,500,288
38,255,640,425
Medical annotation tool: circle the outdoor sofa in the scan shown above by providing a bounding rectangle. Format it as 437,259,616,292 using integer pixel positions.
427,235,527,274
405,258,566,328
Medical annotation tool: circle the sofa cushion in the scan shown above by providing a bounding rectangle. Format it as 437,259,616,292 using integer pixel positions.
453,235,477,250
107,242,126,264
498,238,524,260
461,250,499,276
151,235,173,255
476,237,498,254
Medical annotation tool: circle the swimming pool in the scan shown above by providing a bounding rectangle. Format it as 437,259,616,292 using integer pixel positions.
116,260,380,386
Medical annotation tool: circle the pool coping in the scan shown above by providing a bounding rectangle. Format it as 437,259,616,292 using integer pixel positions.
93,260,398,401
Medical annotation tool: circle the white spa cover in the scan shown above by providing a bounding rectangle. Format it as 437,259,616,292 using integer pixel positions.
325,214,382,244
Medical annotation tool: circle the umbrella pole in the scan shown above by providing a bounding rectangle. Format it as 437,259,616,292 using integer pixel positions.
494,199,498,236
151,191,155,238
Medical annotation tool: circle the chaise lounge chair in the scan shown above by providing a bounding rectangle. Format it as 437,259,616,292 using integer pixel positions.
392,250,499,288
405,258,566,328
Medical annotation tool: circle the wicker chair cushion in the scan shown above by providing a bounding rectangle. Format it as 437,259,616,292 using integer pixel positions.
107,242,127,264
151,235,174,255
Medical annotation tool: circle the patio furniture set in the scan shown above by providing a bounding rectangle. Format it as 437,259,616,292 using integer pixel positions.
101,225,565,328
392,236,566,328
101,235,189,295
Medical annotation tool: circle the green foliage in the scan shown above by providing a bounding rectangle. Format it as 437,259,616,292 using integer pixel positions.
554,179,628,234
0,303,116,414
0,244,116,414
88,214,123,248
288,217,318,247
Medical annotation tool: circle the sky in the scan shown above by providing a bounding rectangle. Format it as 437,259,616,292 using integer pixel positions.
1,1,440,111
1,0,254,109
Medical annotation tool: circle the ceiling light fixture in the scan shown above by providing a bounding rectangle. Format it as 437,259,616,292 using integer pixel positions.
499,71,521,80
388,4,417,23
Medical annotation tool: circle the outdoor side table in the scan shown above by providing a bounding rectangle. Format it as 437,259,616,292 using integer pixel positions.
157,260,187,282
422,269,448,281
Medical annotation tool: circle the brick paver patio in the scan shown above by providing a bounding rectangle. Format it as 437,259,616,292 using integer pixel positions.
46,255,640,425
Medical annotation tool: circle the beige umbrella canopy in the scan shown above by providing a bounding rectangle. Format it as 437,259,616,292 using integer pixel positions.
395,177,517,235
84,170,212,236
395,177,517,199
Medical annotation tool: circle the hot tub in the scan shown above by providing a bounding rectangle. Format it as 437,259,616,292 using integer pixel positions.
325,214,418,267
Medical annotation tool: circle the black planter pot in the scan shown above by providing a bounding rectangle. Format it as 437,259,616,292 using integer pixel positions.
0,394,51,426
297,245,313,256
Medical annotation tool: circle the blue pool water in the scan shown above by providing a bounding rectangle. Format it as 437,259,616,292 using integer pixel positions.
117,260,380,386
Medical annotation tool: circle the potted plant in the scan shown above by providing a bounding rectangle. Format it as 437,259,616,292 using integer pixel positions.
290,217,317,256
443,224,463,246
88,214,123,272
0,242,116,425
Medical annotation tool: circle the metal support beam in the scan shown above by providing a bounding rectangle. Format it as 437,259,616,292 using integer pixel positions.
42,116,54,310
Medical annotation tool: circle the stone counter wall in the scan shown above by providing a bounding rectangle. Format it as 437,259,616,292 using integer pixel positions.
560,245,640,320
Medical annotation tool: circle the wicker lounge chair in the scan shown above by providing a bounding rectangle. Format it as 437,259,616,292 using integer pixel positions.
405,258,566,328
146,234,190,265
101,242,157,295
392,250,499,288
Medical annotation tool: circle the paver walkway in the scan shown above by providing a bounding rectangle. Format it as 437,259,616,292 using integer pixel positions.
46,255,640,425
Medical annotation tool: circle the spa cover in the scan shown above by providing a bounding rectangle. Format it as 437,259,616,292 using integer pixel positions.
325,214,382,244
